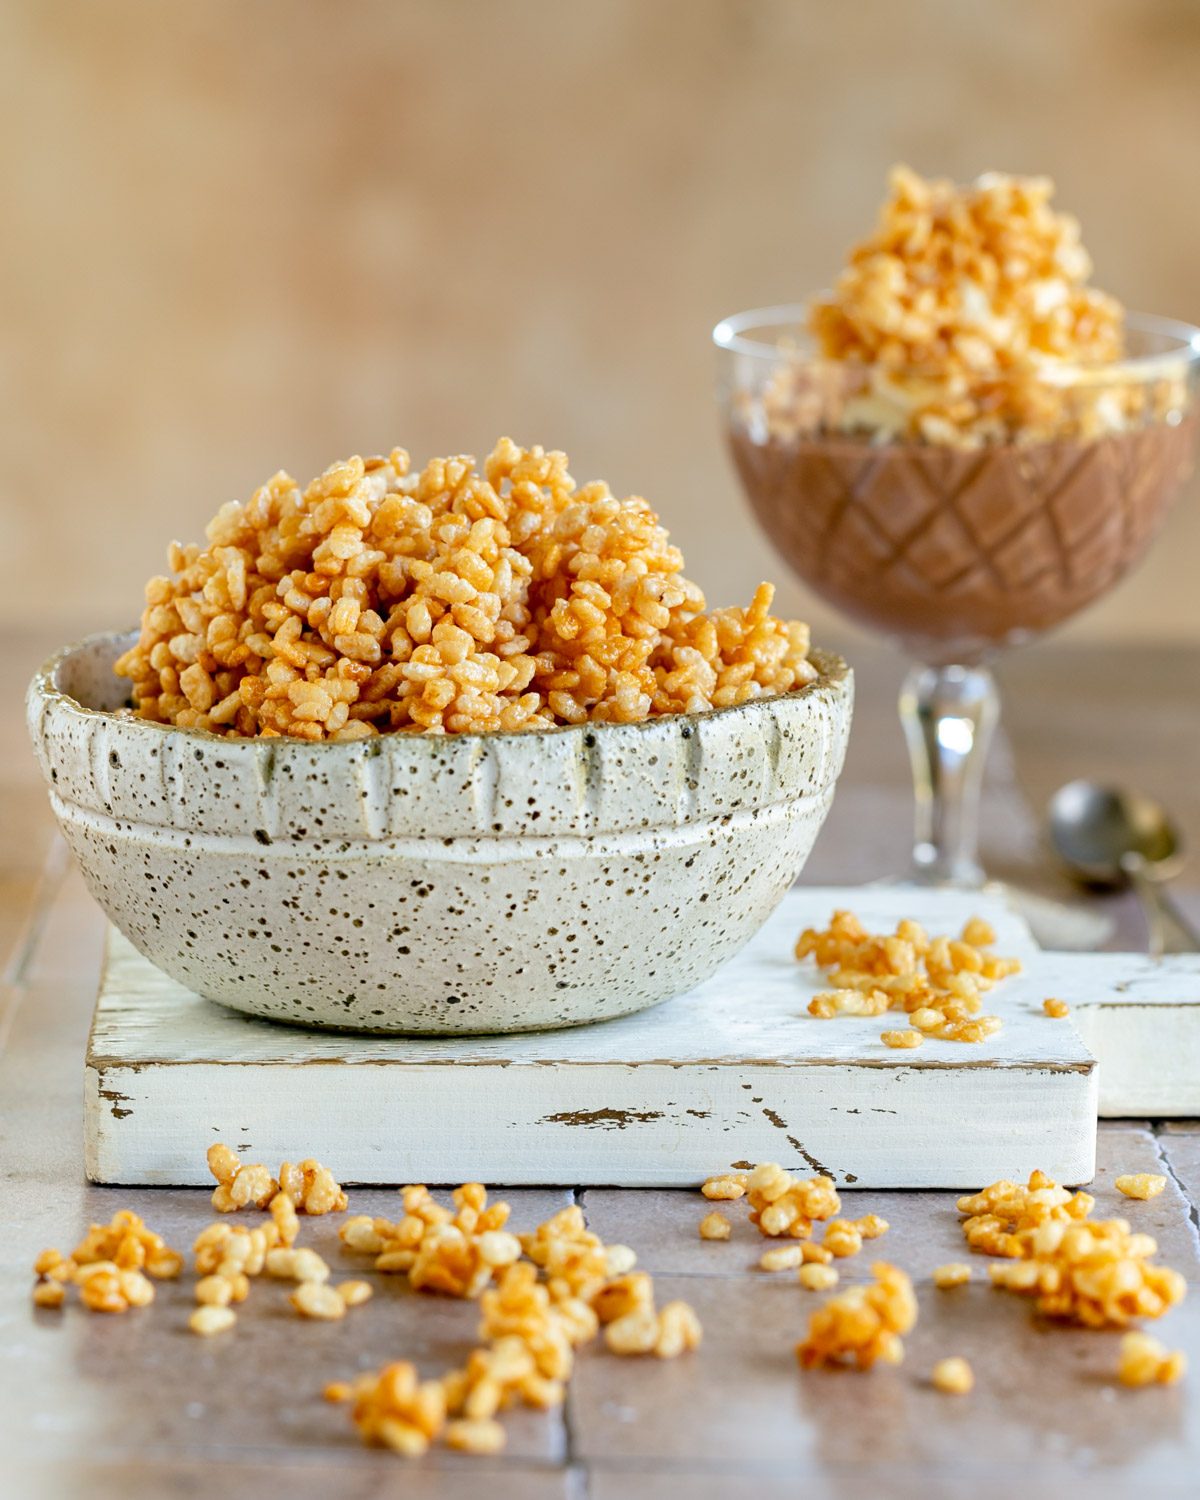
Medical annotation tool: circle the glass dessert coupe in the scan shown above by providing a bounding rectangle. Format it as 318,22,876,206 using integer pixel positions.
715,304,1200,887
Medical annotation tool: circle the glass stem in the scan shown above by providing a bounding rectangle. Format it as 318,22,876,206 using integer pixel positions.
899,663,999,888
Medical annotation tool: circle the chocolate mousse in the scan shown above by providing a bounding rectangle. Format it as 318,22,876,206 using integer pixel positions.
730,418,1197,664
725,167,1198,663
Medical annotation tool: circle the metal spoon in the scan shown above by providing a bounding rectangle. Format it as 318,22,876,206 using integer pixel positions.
1048,780,1200,956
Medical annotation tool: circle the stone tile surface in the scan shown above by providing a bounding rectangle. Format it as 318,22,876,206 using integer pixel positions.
571,1273,1199,1478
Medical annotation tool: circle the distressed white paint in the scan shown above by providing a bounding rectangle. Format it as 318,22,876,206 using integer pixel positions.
86,886,1101,1189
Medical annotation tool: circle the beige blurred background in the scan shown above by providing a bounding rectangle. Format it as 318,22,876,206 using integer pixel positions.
3,0,1199,653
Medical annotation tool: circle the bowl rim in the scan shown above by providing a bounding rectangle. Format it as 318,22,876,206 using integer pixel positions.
712,303,1200,382
30,628,852,756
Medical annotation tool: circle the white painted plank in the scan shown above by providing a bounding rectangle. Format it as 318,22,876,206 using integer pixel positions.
85,886,1098,1188
1033,952,1200,1116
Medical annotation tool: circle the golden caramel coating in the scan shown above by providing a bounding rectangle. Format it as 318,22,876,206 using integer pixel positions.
116,440,816,739
882,1029,923,1050
797,1262,918,1370
1043,998,1071,1019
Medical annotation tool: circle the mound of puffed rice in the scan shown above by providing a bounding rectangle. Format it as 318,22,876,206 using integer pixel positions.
115,439,818,740
758,166,1188,448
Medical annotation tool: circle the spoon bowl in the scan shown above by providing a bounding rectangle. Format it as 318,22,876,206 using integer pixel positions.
1048,780,1183,888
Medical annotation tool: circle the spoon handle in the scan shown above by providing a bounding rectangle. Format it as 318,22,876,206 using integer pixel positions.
1127,865,1200,956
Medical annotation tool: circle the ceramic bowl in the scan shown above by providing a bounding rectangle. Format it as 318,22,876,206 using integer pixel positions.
28,631,853,1034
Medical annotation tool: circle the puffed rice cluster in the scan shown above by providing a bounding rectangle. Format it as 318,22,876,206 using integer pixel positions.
189,1145,363,1334
959,1170,1187,1329
206,1141,349,1216
796,1261,918,1370
761,164,1194,450
699,1165,888,1294
114,439,817,739
796,910,1016,1047
32,1209,183,1313
332,1196,700,1456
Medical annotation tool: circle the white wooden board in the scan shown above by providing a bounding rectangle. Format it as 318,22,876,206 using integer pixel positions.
85,887,1101,1189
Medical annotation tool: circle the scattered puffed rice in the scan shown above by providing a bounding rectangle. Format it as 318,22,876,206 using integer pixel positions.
760,1245,804,1272
699,1212,732,1242
963,1170,1187,1328
932,1356,974,1394
1118,1331,1187,1387
933,1263,972,1290
1116,1174,1167,1201
797,911,1012,1045
445,1418,507,1454
32,1281,66,1309
746,1163,841,1240
701,1175,747,1201
798,1264,839,1292
1043,998,1070,1018
189,1305,237,1336
291,1281,348,1320
266,1247,331,1284
337,1280,374,1308
797,1262,917,1369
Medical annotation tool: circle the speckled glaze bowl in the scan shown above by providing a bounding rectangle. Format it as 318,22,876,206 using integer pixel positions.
28,631,852,1034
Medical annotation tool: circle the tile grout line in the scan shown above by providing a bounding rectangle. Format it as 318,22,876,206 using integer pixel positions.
1152,1122,1200,1252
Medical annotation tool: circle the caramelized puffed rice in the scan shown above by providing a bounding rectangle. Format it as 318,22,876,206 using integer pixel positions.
797,166,1147,447
882,1029,922,1050
1043,998,1071,1019
933,1263,972,1290
278,1158,349,1215
798,910,1013,1045
699,1212,732,1241
206,1144,278,1214
797,1262,918,1370
67,1209,183,1280
798,1263,839,1292
701,1175,748,1201
115,440,817,739
32,1280,67,1309
746,1163,841,1240
445,1418,507,1455
265,1247,331,1284
605,1300,703,1359
1118,1331,1187,1387
931,1356,974,1395
760,1245,805,1272
189,1305,237,1336
1116,1174,1167,1201
963,1171,1187,1328
291,1282,348,1320
330,1361,447,1455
